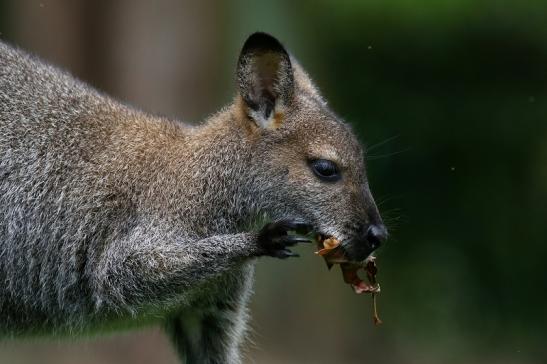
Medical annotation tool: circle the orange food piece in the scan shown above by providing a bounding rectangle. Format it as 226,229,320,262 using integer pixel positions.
323,237,340,249
315,236,340,256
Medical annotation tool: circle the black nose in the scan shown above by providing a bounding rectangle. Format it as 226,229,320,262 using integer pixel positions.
345,223,388,262
366,224,388,251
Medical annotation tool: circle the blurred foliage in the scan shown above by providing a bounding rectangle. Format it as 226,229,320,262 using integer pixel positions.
228,1,547,363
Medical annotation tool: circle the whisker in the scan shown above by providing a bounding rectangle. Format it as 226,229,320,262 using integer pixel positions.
368,147,411,160
375,194,404,207
379,207,404,229
380,208,404,218
382,214,404,231
366,134,400,152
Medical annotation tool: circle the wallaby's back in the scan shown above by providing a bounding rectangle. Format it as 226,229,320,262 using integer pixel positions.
0,42,139,332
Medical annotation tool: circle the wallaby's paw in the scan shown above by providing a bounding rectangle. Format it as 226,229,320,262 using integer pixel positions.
257,219,313,259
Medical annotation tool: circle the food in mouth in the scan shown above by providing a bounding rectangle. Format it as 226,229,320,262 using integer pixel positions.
315,235,383,325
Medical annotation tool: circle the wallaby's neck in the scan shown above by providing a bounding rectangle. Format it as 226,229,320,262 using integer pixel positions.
138,103,263,235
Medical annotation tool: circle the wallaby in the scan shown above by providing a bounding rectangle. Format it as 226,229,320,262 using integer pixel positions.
0,32,387,363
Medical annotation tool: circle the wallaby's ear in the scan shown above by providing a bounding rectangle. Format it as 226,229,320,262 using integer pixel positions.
236,32,294,129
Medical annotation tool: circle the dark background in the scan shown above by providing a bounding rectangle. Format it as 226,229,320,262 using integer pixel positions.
0,1,546,363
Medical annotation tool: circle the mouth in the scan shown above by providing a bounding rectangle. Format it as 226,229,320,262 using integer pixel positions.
314,233,381,295
316,233,375,264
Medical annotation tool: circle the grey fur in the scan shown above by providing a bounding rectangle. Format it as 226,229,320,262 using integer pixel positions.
0,33,384,364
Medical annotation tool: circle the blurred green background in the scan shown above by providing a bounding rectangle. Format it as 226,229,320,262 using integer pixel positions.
1,0,546,363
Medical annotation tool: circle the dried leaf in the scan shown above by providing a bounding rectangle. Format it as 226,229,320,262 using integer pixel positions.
315,235,383,325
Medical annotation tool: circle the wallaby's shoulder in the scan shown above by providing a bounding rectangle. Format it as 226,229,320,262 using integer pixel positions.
0,41,182,139
0,41,100,104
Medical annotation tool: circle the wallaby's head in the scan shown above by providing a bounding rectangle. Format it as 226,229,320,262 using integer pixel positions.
235,32,387,262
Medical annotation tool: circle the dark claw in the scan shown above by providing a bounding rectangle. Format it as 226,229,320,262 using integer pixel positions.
280,235,312,246
272,219,313,235
284,250,300,258
274,249,299,259
287,219,314,235
271,235,311,247
257,218,313,259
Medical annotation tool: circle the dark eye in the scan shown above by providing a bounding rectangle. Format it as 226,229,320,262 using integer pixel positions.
310,159,341,182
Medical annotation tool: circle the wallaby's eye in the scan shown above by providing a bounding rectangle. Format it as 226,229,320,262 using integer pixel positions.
310,159,341,182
